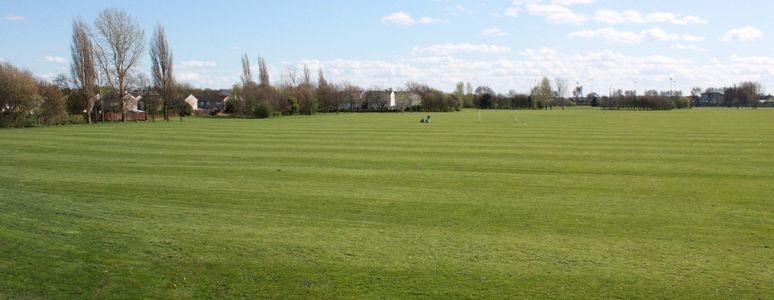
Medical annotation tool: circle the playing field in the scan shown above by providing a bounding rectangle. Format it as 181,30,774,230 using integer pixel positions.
1,108,772,298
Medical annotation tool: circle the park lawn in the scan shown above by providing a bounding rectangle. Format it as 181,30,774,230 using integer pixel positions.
0,108,772,299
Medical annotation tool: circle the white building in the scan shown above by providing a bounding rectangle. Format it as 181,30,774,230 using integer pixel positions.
123,94,143,112
184,94,199,110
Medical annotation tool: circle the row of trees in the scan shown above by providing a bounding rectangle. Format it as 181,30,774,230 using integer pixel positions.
690,82,764,109
66,8,185,125
453,78,574,111
227,56,372,118
223,73,583,119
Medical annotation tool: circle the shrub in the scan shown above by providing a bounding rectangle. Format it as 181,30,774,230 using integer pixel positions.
287,96,299,115
675,97,691,109
253,102,271,118
68,114,87,124
224,99,236,114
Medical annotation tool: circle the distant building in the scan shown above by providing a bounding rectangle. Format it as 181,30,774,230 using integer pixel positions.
102,93,143,112
759,94,774,106
196,90,230,110
124,94,143,112
699,91,724,106
184,94,198,110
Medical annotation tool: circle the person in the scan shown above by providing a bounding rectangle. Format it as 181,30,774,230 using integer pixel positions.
426,115,431,123
420,118,425,123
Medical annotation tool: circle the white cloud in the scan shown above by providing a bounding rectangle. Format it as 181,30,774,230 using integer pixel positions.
382,11,414,26
178,72,201,81
721,26,765,42
640,28,680,41
514,0,593,5
673,44,707,52
456,5,465,12
526,3,588,25
681,34,706,42
481,27,508,37
728,55,774,65
569,28,643,44
675,16,709,25
0,58,5,63
412,43,511,56
180,60,217,68
570,27,706,44
4,15,24,21
381,11,440,26
41,73,58,81
417,16,441,24
551,0,594,5
593,9,708,25
38,56,67,64
503,7,520,17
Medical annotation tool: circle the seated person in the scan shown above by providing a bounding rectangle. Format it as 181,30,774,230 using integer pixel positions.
420,118,425,123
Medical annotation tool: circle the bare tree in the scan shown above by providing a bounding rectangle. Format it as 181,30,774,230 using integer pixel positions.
531,77,554,109
240,53,253,86
258,56,270,88
284,65,298,88
573,86,584,103
554,78,569,110
739,81,763,109
150,24,175,121
690,87,702,97
301,65,311,86
340,82,362,112
92,8,145,122
465,82,474,108
316,68,335,112
296,64,317,114
454,82,464,110
70,18,97,124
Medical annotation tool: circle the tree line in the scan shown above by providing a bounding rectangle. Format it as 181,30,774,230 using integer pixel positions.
1,8,770,127
1,8,189,127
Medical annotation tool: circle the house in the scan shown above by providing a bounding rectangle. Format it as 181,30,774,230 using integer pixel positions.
759,94,774,106
196,90,231,110
124,94,143,112
184,94,198,110
699,91,724,106
102,93,143,112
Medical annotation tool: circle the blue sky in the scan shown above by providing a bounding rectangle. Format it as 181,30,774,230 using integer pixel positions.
1,0,773,94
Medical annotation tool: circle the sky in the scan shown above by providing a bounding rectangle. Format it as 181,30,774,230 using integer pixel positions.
1,0,773,94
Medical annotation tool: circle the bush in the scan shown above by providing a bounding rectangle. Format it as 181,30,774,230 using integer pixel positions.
68,114,87,124
224,99,236,114
674,97,691,109
287,96,299,115
253,102,271,118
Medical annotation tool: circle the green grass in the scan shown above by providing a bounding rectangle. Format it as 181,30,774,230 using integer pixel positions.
1,108,772,299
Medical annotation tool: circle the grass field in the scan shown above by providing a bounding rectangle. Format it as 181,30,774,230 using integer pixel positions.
1,108,772,299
